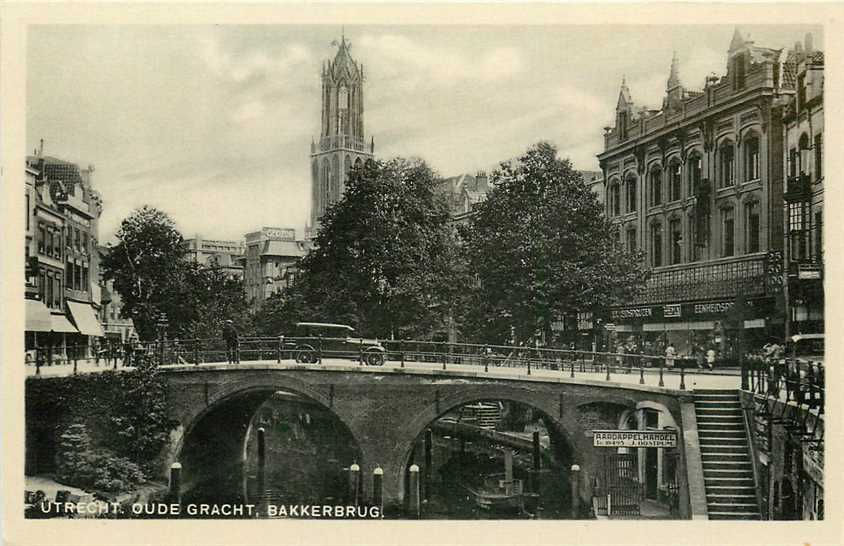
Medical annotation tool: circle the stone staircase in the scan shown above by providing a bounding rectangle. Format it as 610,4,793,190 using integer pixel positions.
694,389,761,520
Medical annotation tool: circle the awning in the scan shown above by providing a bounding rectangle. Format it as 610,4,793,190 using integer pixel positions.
25,300,53,332
67,301,105,337
643,321,717,332
51,313,79,333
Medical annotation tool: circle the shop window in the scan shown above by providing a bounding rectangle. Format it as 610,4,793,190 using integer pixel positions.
722,208,735,257
669,162,682,201
650,223,663,267
719,141,735,188
744,135,760,181
745,202,760,254
670,219,682,264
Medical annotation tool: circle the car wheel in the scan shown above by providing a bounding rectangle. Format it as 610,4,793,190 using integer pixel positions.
366,352,384,366
296,349,316,364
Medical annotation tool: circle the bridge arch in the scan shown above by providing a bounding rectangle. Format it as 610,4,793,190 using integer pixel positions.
172,374,363,503
391,385,588,509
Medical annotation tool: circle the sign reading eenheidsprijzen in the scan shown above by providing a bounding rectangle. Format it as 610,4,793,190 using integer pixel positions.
592,429,677,448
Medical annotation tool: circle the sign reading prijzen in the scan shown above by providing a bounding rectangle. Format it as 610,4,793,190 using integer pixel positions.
592,430,677,448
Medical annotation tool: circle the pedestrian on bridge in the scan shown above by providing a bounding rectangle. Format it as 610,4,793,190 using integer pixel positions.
223,320,240,364
665,342,676,369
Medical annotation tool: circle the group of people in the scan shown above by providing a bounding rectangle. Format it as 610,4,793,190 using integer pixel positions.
611,338,719,370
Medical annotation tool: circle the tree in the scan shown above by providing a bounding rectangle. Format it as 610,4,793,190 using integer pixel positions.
102,206,250,340
460,142,648,345
288,158,466,338
102,206,187,340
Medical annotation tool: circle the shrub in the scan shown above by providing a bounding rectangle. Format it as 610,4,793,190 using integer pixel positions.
55,423,145,493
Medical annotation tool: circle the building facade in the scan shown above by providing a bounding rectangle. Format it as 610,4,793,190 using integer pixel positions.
241,227,311,312
782,37,824,336
182,236,245,280
25,151,105,360
310,35,374,232
596,30,802,359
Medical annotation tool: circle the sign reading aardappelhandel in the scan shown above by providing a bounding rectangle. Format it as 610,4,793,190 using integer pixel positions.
592,429,677,448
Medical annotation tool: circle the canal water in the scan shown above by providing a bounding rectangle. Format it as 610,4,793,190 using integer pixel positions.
183,394,573,519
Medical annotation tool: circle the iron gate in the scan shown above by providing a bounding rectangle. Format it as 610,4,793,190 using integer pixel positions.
602,453,641,517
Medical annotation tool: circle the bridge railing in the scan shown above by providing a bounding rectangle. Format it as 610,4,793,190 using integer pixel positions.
743,356,824,416
27,336,729,390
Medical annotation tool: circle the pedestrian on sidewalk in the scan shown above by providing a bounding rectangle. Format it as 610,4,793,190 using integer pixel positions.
665,342,676,369
706,347,716,371
223,320,239,364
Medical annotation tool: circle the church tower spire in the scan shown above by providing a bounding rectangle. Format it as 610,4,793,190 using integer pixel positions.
310,32,374,232
663,51,684,113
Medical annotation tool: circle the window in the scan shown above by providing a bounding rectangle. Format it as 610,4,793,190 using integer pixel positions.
53,277,61,308
722,208,735,257
626,229,637,252
46,273,53,309
26,194,30,231
745,202,760,253
670,219,682,264
611,183,621,216
626,176,637,213
719,142,735,187
82,232,88,253
669,162,682,201
37,225,46,254
38,272,46,302
814,211,823,262
789,148,798,179
744,136,760,181
650,223,663,267
688,216,700,262
650,168,662,207
688,154,702,195
814,133,823,181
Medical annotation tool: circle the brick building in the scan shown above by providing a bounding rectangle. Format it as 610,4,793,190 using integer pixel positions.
595,29,803,358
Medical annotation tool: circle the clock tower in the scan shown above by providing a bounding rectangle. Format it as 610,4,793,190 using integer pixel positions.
309,34,374,232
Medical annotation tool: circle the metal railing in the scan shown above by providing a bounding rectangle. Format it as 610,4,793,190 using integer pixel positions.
27,336,732,390
743,356,825,414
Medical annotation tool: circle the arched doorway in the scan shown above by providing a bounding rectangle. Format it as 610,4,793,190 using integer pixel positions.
400,398,575,519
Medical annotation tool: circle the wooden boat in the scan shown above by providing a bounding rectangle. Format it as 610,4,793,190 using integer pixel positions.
458,473,526,512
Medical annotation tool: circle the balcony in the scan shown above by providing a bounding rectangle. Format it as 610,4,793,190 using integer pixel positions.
318,135,368,153
630,252,780,305
785,174,812,202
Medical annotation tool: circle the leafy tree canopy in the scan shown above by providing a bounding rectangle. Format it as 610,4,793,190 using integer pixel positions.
460,142,648,345
283,157,467,339
101,206,249,340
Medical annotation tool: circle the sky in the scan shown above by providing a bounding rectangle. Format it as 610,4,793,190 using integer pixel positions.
27,24,821,242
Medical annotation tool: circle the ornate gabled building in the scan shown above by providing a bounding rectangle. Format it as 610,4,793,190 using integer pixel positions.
596,29,801,358
782,34,824,336
309,34,374,232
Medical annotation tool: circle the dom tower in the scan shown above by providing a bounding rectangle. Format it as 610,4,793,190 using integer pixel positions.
309,35,374,231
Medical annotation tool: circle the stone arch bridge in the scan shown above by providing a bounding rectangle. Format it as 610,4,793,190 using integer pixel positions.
159,362,706,517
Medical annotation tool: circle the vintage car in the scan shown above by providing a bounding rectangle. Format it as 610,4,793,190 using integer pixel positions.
287,322,385,366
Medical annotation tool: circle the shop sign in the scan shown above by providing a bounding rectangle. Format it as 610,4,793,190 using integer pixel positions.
664,304,682,318
611,307,653,320
592,429,677,448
